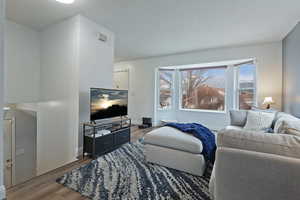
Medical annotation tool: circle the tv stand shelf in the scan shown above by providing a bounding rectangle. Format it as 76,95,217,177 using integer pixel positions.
83,117,131,159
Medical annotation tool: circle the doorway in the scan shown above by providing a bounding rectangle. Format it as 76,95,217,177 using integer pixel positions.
3,118,15,188
3,107,38,187
113,69,129,90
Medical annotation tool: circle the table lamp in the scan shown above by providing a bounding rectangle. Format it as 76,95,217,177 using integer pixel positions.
263,97,275,109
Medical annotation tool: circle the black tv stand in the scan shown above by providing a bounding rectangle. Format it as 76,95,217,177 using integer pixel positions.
83,117,131,159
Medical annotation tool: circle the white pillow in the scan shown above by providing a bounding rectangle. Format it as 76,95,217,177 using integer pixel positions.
281,120,300,137
274,118,286,133
244,110,275,131
274,114,299,133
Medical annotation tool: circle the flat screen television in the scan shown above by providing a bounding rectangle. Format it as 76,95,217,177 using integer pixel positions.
90,88,128,121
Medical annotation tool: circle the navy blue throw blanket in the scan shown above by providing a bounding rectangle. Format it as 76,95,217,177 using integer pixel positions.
165,123,216,163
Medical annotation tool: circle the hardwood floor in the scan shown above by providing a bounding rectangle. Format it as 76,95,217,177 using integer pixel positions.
6,126,155,200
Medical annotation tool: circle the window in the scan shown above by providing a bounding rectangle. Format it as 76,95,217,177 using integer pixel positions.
236,62,256,110
180,66,226,111
158,69,174,109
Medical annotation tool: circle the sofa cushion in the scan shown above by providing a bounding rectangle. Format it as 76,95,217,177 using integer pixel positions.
217,129,300,159
274,118,287,133
281,119,300,137
274,112,299,133
287,128,300,137
252,108,278,128
229,110,247,127
275,112,298,121
144,126,203,154
227,125,273,133
244,110,275,131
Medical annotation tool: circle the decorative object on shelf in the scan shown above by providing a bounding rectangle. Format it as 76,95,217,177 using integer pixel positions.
262,97,275,109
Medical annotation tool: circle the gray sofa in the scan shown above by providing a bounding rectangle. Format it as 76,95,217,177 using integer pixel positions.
209,110,300,200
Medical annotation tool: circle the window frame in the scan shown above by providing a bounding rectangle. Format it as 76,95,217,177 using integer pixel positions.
234,61,257,110
178,66,227,113
157,68,175,111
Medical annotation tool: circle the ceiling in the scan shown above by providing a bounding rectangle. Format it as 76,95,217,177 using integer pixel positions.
6,0,300,61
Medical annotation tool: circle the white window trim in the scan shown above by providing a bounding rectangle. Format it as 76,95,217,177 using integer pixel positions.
155,58,257,115
157,68,175,111
234,60,258,110
179,108,227,114
178,66,227,113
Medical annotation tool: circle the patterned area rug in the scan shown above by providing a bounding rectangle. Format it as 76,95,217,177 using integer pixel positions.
57,142,212,200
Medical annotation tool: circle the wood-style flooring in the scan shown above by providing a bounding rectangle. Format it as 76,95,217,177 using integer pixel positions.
6,126,155,200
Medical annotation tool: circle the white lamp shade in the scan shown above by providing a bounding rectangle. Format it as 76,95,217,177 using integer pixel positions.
263,97,275,105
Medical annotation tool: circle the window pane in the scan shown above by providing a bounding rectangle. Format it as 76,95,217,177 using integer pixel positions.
181,67,226,111
159,70,173,109
239,64,255,89
239,89,254,110
238,63,256,109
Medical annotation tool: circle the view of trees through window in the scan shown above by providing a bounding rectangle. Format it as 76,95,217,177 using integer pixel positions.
159,70,174,109
237,63,256,110
158,61,256,112
180,67,226,111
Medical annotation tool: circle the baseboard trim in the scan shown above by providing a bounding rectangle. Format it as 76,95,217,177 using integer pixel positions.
0,185,6,200
131,119,141,125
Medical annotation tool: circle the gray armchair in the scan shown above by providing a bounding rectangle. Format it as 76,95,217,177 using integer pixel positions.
209,110,300,200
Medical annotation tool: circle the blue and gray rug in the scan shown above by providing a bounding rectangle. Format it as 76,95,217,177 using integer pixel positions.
57,142,212,200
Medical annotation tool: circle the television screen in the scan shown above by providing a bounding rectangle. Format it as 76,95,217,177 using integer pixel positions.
90,88,128,121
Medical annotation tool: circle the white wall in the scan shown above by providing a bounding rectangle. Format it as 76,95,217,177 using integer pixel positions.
38,16,79,175
4,20,40,103
115,42,283,129
0,0,5,198
2,20,40,184
113,70,129,90
37,15,114,174
283,22,300,117
78,16,114,151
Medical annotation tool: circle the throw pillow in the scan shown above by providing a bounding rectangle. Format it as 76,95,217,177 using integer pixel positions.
287,128,300,137
273,113,299,133
251,107,278,128
244,110,275,131
274,118,287,133
229,110,247,127
282,120,300,137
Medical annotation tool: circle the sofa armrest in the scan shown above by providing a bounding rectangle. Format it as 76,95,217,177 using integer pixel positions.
217,129,300,159
215,147,300,200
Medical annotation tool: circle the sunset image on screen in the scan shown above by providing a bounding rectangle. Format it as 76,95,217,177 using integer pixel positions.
91,89,128,120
